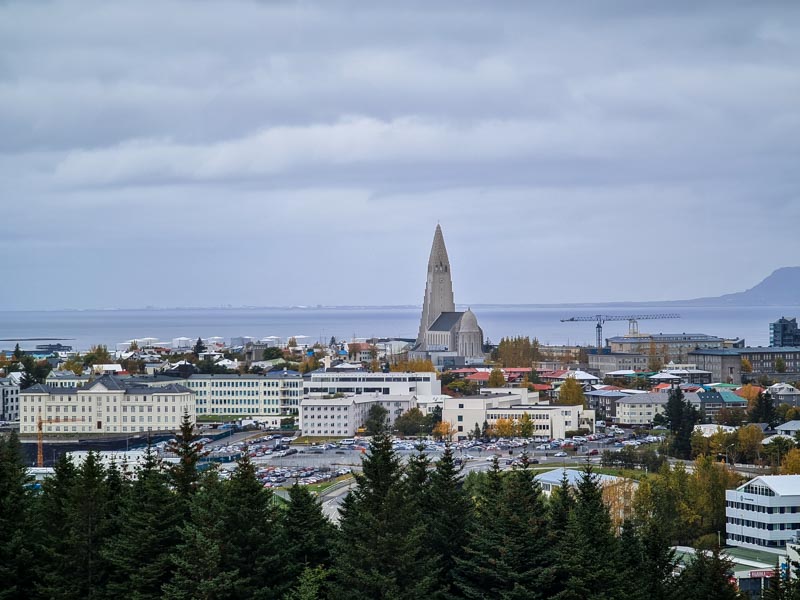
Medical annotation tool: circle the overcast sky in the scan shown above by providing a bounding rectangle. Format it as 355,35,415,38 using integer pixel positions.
2,1,799,310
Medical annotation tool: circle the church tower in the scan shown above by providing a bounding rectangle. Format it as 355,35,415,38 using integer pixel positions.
416,224,456,348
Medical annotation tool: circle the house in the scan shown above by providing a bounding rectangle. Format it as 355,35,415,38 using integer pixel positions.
776,421,800,437
769,383,800,407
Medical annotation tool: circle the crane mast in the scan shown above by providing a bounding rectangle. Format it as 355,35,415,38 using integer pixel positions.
560,313,681,350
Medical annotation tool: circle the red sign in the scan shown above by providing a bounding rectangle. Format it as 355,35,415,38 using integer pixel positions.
749,570,775,579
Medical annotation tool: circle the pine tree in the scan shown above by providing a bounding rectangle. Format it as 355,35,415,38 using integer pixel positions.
283,566,329,600
0,432,36,599
329,432,435,600
673,546,742,600
39,451,114,600
453,458,507,599
163,472,239,600
221,454,287,599
102,445,181,600
496,457,555,599
168,412,206,509
554,467,622,600
425,445,473,598
282,483,335,589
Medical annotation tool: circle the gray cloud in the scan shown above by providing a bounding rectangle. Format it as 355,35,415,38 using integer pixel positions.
1,0,799,309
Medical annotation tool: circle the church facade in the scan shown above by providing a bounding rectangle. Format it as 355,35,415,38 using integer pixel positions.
413,225,485,366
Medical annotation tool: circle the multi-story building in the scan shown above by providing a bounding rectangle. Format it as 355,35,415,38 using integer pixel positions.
299,393,416,437
687,348,744,383
45,371,92,388
588,352,649,377
769,383,800,407
180,371,303,428
19,374,194,435
615,394,669,426
0,378,20,422
441,393,594,440
303,370,441,397
608,333,725,364
740,347,800,382
726,475,800,554
771,317,800,348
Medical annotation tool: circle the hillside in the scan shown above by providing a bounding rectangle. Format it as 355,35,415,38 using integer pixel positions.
682,267,800,306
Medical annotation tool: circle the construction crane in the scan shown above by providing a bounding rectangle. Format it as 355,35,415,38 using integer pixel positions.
560,313,681,351
37,409,72,467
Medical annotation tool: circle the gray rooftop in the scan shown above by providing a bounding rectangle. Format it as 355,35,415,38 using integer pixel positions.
428,311,464,332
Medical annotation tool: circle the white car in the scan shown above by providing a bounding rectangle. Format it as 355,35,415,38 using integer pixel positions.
553,451,568,458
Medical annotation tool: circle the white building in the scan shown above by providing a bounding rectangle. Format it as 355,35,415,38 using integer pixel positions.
45,371,91,388
615,394,669,425
726,475,800,554
536,467,625,497
181,371,303,428
303,370,441,397
20,375,195,435
0,378,20,422
442,393,595,440
299,393,415,437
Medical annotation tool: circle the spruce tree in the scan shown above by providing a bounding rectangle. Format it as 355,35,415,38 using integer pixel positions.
453,457,507,599
168,412,205,509
0,432,36,599
554,467,622,600
497,457,556,600
673,546,742,600
102,445,181,600
221,454,287,599
425,445,473,599
163,471,239,600
38,451,114,600
282,483,335,589
329,432,435,600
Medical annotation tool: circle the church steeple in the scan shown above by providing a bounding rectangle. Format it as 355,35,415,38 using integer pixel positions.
417,224,456,347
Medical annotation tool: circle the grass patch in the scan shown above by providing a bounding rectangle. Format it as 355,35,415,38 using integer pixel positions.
278,474,354,494
292,436,347,445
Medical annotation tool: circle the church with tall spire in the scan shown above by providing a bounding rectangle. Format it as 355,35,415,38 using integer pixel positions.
413,225,485,364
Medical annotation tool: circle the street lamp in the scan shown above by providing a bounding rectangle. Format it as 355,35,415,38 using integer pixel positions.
726,443,735,467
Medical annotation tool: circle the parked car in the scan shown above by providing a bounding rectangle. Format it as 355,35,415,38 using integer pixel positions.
553,451,568,458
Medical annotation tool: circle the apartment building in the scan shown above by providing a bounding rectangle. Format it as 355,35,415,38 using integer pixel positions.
19,375,194,435
588,352,649,377
726,475,800,554
615,394,669,425
299,393,416,437
608,333,725,363
303,370,441,397
441,392,594,440
181,371,303,428
0,378,20,422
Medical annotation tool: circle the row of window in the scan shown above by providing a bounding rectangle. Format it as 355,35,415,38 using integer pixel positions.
728,534,785,548
727,501,798,513
727,517,800,530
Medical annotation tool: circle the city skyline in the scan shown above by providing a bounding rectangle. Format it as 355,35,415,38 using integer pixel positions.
2,1,799,310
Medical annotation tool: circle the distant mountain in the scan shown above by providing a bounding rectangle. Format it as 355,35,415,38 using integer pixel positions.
678,267,800,306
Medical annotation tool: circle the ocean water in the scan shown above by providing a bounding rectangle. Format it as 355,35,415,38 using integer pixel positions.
0,304,797,352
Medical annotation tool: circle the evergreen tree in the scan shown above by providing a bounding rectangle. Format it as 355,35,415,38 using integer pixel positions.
168,412,206,509
749,392,778,428
425,445,473,598
0,432,36,599
454,458,507,599
39,452,114,600
282,483,335,589
102,445,181,600
163,472,239,600
329,432,435,600
193,337,207,358
673,546,742,600
221,455,287,599
496,456,555,599
554,467,622,600
283,566,329,600
665,387,700,459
